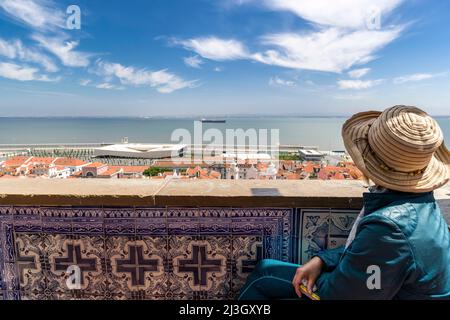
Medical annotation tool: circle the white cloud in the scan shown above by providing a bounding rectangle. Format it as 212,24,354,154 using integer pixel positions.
213,66,223,72
95,83,121,90
33,34,91,67
178,0,405,73
255,0,405,72
0,37,58,72
253,27,402,72
95,60,197,93
263,0,403,29
393,73,437,84
269,76,296,87
177,26,401,73
184,55,203,68
175,37,249,61
79,79,91,86
0,61,55,81
348,67,371,79
0,0,65,31
337,79,383,90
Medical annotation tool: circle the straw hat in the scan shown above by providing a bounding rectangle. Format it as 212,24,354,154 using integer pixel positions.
342,105,450,193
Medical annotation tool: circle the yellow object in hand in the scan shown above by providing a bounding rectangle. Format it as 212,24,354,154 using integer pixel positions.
299,284,321,300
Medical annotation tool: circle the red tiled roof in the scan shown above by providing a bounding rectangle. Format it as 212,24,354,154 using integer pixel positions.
85,162,106,168
108,166,148,174
152,161,211,168
29,157,56,165
286,173,301,180
3,156,30,167
209,171,221,179
98,167,122,177
53,158,87,167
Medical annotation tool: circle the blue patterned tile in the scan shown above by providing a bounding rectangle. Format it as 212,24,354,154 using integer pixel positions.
4,290,21,300
329,210,359,236
3,262,19,291
298,209,360,264
105,219,135,236
71,208,104,235
199,208,232,235
108,237,168,298
169,236,231,298
231,236,263,297
0,205,295,300
41,208,73,234
299,209,329,264
167,208,200,234
135,208,167,235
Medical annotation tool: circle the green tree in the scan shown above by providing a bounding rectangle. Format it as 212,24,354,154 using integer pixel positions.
143,167,172,177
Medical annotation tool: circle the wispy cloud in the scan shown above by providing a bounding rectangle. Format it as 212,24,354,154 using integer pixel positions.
348,67,371,79
176,26,402,73
95,60,197,93
0,37,58,72
1,0,93,72
269,76,296,87
263,0,403,29
179,0,405,73
0,61,57,81
337,79,383,90
0,0,65,31
184,55,204,68
33,34,91,68
79,79,91,86
95,82,124,90
393,73,442,84
174,37,249,61
253,27,402,72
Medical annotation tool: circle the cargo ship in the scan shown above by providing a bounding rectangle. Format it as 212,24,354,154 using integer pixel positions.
200,118,226,123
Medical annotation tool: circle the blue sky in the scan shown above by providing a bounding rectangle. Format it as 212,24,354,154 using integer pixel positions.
0,0,450,116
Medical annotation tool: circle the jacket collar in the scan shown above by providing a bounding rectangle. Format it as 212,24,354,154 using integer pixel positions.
363,190,435,215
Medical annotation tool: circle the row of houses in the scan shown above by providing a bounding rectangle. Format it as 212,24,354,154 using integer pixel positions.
0,156,148,179
0,155,362,181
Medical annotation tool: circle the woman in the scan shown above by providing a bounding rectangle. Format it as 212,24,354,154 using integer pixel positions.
239,106,450,300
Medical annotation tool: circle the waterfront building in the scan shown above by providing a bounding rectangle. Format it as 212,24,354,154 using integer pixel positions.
93,143,187,159
299,149,324,162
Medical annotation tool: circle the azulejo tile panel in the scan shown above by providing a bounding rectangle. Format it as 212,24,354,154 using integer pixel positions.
0,206,361,299
0,206,295,300
298,209,360,264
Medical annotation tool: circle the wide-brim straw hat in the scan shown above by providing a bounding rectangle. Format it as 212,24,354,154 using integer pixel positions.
342,105,450,193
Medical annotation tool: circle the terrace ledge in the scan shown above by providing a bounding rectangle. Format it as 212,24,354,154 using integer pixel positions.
0,179,449,210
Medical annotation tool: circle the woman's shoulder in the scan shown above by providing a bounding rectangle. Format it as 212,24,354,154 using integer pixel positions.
360,202,421,238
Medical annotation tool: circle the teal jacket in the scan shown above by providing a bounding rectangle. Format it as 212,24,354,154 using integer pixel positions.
316,191,450,300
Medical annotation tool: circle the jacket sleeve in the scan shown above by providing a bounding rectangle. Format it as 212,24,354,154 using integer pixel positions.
314,246,345,272
315,215,416,300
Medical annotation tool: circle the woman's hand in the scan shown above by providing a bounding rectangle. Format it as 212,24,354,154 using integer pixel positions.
292,256,325,298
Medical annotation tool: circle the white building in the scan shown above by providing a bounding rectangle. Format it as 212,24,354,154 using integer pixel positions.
93,143,187,159
226,161,240,180
53,158,88,174
53,166,72,179
259,162,278,180
299,149,324,162
246,165,259,179
222,153,272,163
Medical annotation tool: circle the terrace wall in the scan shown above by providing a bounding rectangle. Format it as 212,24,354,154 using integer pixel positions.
0,180,448,300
